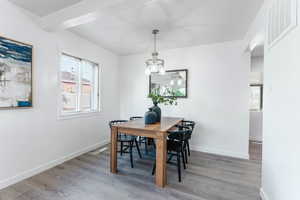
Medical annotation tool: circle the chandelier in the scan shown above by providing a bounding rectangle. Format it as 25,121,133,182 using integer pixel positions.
145,29,165,75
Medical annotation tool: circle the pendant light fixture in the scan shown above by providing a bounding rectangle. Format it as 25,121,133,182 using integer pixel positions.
145,29,165,75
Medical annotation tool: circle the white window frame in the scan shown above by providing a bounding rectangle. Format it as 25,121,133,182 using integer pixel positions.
59,53,100,119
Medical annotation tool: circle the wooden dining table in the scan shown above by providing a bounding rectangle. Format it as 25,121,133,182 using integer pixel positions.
110,117,183,187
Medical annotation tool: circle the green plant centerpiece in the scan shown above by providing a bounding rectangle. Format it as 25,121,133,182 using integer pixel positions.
147,87,178,123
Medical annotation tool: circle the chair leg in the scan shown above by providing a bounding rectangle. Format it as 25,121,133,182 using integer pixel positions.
181,149,186,169
187,140,191,156
152,162,156,175
177,151,181,182
145,138,148,155
135,139,142,158
120,141,123,156
151,141,156,175
152,139,156,153
185,147,188,164
129,141,134,168
184,142,188,163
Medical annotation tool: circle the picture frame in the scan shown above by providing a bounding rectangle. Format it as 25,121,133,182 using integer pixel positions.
149,69,188,98
0,35,33,109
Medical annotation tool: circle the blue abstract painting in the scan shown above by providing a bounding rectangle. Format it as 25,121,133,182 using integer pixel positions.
0,36,32,108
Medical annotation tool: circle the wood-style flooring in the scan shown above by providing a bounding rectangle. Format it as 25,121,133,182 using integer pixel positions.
249,141,262,161
0,143,262,200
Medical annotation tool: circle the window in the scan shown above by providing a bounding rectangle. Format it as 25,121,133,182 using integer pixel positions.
60,53,99,116
250,84,263,111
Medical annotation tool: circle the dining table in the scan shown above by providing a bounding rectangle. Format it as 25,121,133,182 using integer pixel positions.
110,117,183,187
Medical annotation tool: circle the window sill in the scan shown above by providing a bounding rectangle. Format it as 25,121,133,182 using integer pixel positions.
58,111,101,120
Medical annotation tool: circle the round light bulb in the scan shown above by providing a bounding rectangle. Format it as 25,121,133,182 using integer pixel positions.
170,80,175,85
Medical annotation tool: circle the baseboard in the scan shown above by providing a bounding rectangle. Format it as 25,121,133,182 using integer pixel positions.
260,188,269,200
0,140,109,190
249,140,263,144
190,145,249,160
249,137,263,142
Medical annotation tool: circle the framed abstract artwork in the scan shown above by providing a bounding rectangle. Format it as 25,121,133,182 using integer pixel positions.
149,69,188,98
0,36,33,109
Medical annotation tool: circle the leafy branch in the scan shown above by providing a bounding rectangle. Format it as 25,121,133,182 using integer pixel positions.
148,87,178,106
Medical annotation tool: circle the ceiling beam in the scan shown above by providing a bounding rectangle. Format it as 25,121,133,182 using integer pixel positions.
38,0,137,32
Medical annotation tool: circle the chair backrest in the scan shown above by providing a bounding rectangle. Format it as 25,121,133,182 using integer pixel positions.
109,120,128,129
182,120,195,131
167,127,192,142
129,116,143,121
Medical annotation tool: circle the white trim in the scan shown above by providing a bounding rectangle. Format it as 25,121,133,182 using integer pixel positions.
267,0,298,48
249,136,263,142
0,140,109,190
260,188,270,200
58,52,101,120
58,110,101,120
190,145,249,160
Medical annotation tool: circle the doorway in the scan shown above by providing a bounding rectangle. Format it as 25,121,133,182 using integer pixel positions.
249,45,264,161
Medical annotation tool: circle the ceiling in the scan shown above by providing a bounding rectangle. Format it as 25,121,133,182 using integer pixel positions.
10,0,264,55
10,0,82,17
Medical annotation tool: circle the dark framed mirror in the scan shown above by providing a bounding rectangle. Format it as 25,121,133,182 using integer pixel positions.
149,69,188,98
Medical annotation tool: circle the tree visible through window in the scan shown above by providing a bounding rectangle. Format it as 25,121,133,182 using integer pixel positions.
250,84,263,111
60,54,99,114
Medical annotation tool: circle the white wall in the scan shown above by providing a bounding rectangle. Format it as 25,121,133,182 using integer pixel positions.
249,111,263,141
251,56,264,73
262,12,300,200
250,56,264,84
245,0,300,199
249,56,264,141
119,41,250,159
0,0,119,189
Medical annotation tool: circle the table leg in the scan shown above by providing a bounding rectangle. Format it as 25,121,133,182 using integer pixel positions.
110,126,118,173
155,133,167,187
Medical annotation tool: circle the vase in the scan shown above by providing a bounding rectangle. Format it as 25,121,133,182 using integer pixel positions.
144,108,157,124
151,102,161,122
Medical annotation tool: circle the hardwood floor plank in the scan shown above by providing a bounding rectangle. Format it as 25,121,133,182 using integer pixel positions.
0,143,262,200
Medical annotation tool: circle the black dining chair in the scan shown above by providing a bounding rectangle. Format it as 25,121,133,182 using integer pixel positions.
152,126,192,182
129,116,150,154
129,116,143,120
109,120,142,168
181,120,196,158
